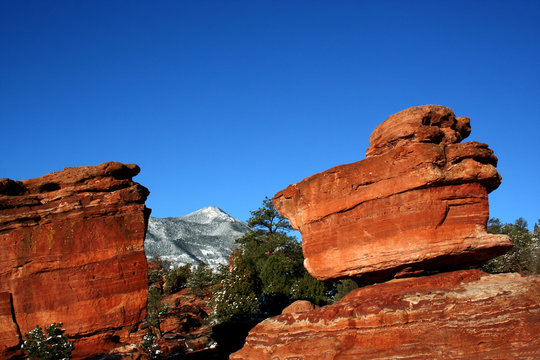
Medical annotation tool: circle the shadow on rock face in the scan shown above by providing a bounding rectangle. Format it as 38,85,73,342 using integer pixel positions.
180,318,262,360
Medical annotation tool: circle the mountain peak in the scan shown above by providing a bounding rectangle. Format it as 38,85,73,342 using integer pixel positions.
199,206,228,215
145,206,251,268
181,206,237,224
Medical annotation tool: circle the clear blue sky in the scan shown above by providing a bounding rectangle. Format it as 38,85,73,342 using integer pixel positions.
1,1,538,228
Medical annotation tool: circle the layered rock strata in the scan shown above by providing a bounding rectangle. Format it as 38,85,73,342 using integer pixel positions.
231,270,540,360
0,162,150,359
274,105,512,282
233,105,534,359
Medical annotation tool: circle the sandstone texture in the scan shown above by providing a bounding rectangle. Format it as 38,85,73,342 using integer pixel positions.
231,270,540,360
0,293,19,354
0,162,150,359
274,105,512,282
235,105,535,359
281,300,317,315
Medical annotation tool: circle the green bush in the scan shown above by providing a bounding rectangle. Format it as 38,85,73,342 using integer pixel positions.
21,323,74,360
141,332,163,359
333,279,359,302
164,263,192,295
146,285,169,338
212,197,331,322
291,272,328,306
212,254,260,322
187,262,216,297
481,218,540,274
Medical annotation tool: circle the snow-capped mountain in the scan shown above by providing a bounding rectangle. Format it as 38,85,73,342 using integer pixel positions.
144,206,251,268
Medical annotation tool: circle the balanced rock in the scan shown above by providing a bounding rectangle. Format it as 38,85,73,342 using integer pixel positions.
274,105,512,282
231,270,540,360
0,162,150,359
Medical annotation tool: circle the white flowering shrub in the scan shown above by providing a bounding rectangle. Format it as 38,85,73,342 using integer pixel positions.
212,260,259,322
21,322,74,360
141,332,162,359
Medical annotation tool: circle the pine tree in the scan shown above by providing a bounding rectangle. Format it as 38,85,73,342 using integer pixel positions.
187,262,216,297
213,197,330,321
481,217,540,274
163,263,192,295
291,272,328,306
21,323,74,360
213,252,260,322
146,285,168,338
247,197,293,235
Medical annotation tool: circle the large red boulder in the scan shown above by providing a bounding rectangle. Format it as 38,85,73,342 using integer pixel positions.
0,162,150,359
231,270,540,360
274,105,512,282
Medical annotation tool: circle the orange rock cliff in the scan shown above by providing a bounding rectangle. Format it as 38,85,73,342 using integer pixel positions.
231,105,540,360
274,105,512,282
0,162,150,359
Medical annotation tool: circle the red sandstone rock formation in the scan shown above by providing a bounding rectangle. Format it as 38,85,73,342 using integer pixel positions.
0,162,150,359
232,106,536,359
231,270,540,360
274,105,512,282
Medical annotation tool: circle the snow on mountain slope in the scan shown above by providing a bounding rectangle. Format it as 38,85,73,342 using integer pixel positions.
144,206,251,268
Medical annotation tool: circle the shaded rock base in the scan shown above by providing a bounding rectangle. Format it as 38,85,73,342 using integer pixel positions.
231,270,540,360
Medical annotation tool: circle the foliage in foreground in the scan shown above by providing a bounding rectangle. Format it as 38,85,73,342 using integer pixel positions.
21,323,73,360
146,284,170,338
481,217,540,274
146,259,217,337
163,263,192,295
188,262,218,297
141,332,163,359
212,197,332,322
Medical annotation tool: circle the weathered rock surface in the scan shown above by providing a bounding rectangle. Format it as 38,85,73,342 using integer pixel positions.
274,105,512,282
231,270,540,360
0,162,150,359
0,293,19,354
281,300,317,315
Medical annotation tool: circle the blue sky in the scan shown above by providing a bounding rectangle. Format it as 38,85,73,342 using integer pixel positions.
1,1,538,228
